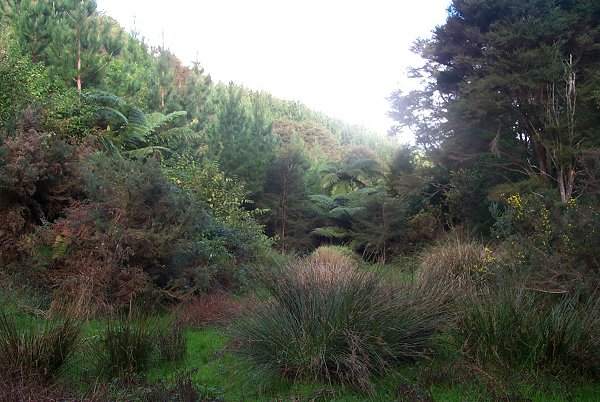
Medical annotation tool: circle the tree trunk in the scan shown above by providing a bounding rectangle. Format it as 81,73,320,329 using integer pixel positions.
280,171,288,252
76,37,82,92
558,166,576,202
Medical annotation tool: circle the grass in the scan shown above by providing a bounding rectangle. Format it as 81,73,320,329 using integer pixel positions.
232,255,448,395
94,314,157,381
3,260,600,401
455,286,600,375
0,309,81,383
1,302,599,401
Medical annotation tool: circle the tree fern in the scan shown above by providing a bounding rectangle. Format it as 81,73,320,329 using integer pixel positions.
84,90,201,159
311,226,350,239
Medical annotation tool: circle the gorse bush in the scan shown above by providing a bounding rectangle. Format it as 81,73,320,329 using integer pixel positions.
456,286,600,375
233,254,447,394
0,310,81,384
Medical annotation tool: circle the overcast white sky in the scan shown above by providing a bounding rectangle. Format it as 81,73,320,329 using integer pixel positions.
96,0,450,139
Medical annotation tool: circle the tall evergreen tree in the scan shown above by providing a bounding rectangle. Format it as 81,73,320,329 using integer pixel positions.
208,83,274,196
261,137,311,251
390,0,600,201
6,0,122,91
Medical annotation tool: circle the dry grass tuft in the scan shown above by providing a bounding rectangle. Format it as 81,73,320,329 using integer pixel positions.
175,292,246,328
415,238,488,301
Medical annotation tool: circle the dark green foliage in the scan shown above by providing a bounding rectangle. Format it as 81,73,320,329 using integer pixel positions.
311,187,437,261
0,310,81,383
206,83,275,196
260,137,313,251
233,257,446,394
77,153,268,292
320,145,384,196
6,0,123,91
391,0,600,202
445,167,497,233
84,90,202,158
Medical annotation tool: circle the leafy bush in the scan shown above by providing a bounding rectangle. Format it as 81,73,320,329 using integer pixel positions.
233,256,446,394
491,192,600,292
0,34,50,134
0,310,81,384
19,152,271,314
96,315,156,380
456,286,600,375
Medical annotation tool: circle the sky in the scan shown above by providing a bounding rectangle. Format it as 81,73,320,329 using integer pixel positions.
96,0,451,139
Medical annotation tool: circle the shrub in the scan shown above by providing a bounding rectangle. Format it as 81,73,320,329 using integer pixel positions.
303,246,359,284
455,286,600,374
96,315,156,380
0,310,81,384
233,257,446,394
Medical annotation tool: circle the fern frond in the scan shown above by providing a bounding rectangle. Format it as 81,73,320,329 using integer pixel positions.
311,226,349,239
320,172,340,189
328,206,365,219
98,135,122,157
84,90,126,108
145,111,188,134
156,127,202,146
94,106,128,128
331,181,353,196
125,146,174,159
309,194,336,214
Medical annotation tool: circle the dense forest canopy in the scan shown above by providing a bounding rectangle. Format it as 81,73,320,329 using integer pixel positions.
1,0,599,299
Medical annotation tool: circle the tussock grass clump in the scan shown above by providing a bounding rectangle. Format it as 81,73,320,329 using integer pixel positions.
456,287,600,374
95,315,156,380
233,255,447,394
308,245,360,267
157,320,187,363
416,238,488,300
301,246,360,285
0,310,81,384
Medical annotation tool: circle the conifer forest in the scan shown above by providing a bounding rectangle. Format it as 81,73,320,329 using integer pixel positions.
1,1,600,400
